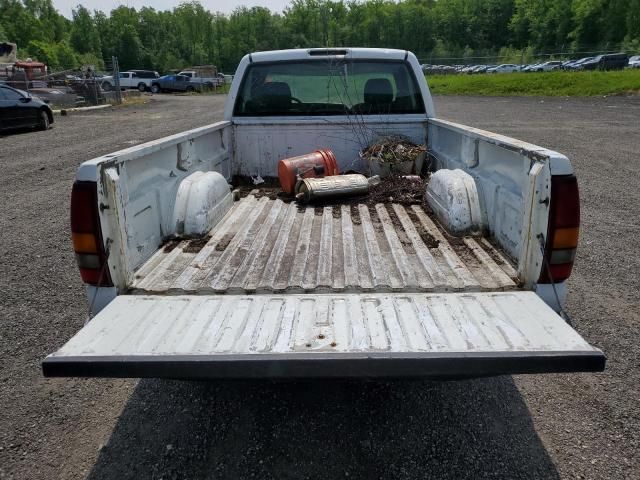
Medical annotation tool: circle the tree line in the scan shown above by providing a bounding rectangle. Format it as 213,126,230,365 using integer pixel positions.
1,0,639,73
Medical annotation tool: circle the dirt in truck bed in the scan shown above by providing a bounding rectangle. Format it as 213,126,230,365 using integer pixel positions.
232,174,431,209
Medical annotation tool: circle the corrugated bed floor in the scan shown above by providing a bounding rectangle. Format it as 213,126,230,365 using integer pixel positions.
132,194,519,294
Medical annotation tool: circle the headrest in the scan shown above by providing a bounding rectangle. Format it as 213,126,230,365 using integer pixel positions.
364,78,393,104
259,81,292,98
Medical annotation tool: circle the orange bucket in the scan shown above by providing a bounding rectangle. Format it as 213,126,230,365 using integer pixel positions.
277,149,339,194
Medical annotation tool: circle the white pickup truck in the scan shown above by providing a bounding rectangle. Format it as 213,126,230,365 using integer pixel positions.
101,70,159,92
177,69,221,89
43,48,604,379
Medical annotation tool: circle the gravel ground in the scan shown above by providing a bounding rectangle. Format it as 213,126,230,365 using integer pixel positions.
1,94,638,479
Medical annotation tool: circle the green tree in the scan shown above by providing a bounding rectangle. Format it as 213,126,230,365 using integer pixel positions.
1,0,638,74
26,39,59,65
627,0,640,42
116,24,143,70
70,5,101,55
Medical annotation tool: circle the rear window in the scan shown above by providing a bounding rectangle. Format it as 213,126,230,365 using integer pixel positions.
234,60,425,116
133,71,158,78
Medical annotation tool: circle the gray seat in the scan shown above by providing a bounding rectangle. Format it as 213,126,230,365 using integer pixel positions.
353,78,394,114
256,81,293,112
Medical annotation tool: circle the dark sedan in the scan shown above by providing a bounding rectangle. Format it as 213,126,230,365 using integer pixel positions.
0,84,53,131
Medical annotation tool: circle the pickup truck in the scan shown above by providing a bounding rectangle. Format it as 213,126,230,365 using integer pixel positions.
43,48,604,380
101,70,159,92
177,69,221,88
150,74,201,94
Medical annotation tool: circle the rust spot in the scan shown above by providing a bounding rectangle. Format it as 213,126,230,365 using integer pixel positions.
318,333,325,339
450,242,479,265
368,205,380,223
183,235,211,253
305,343,312,348
384,204,416,255
214,233,234,252
481,237,512,266
330,341,337,347
405,208,440,249
350,204,361,225
162,239,180,253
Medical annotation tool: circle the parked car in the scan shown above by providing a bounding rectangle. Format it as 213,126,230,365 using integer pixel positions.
474,65,493,73
522,63,541,72
564,57,595,70
628,55,640,68
150,74,202,93
581,53,629,71
487,64,521,73
0,84,53,131
533,61,564,72
561,59,582,70
44,47,604,382
101,70,159,92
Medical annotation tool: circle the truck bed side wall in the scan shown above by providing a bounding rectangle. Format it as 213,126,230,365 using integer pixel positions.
427,118,566,286
92,122,232,288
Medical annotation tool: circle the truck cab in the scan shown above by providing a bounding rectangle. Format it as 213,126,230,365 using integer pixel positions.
43,48,604,380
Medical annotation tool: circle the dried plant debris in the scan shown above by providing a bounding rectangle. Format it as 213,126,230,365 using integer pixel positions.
360,135,427,165
368,175,426,206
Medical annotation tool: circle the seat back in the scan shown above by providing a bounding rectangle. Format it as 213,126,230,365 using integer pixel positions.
364,78,394,106
257,81,292,111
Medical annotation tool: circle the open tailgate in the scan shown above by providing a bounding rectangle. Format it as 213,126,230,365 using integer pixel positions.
43,292,604,379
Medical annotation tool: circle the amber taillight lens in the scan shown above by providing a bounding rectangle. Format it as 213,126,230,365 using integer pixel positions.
70,181,112,286
538,175,580,283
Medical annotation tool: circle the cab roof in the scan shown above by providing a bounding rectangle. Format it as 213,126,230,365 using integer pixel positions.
246,48,409,64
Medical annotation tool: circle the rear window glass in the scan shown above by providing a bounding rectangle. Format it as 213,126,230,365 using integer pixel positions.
234,60,425,116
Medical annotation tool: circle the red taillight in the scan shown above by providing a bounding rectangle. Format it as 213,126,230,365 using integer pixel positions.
538,175,580,283
70,181,112,286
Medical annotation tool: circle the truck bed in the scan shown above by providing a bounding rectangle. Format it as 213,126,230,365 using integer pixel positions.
131,193,519,295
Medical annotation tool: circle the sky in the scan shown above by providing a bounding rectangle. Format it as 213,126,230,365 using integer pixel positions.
53,0,292,18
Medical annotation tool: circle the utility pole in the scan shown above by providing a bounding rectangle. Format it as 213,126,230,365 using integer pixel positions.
112,56,122,105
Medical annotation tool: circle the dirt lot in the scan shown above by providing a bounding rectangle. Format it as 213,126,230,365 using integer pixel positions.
1,94,638,479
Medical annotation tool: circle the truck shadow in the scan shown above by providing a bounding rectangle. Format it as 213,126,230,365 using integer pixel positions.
87,376,559,480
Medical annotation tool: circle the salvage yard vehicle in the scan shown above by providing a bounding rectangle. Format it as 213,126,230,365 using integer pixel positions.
43,48,605,380
101,70,159,92
487,64,521,73
150,74,199,93
0,84,53,131
580,53,629,71
178,65,220,89
533,60,563,72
